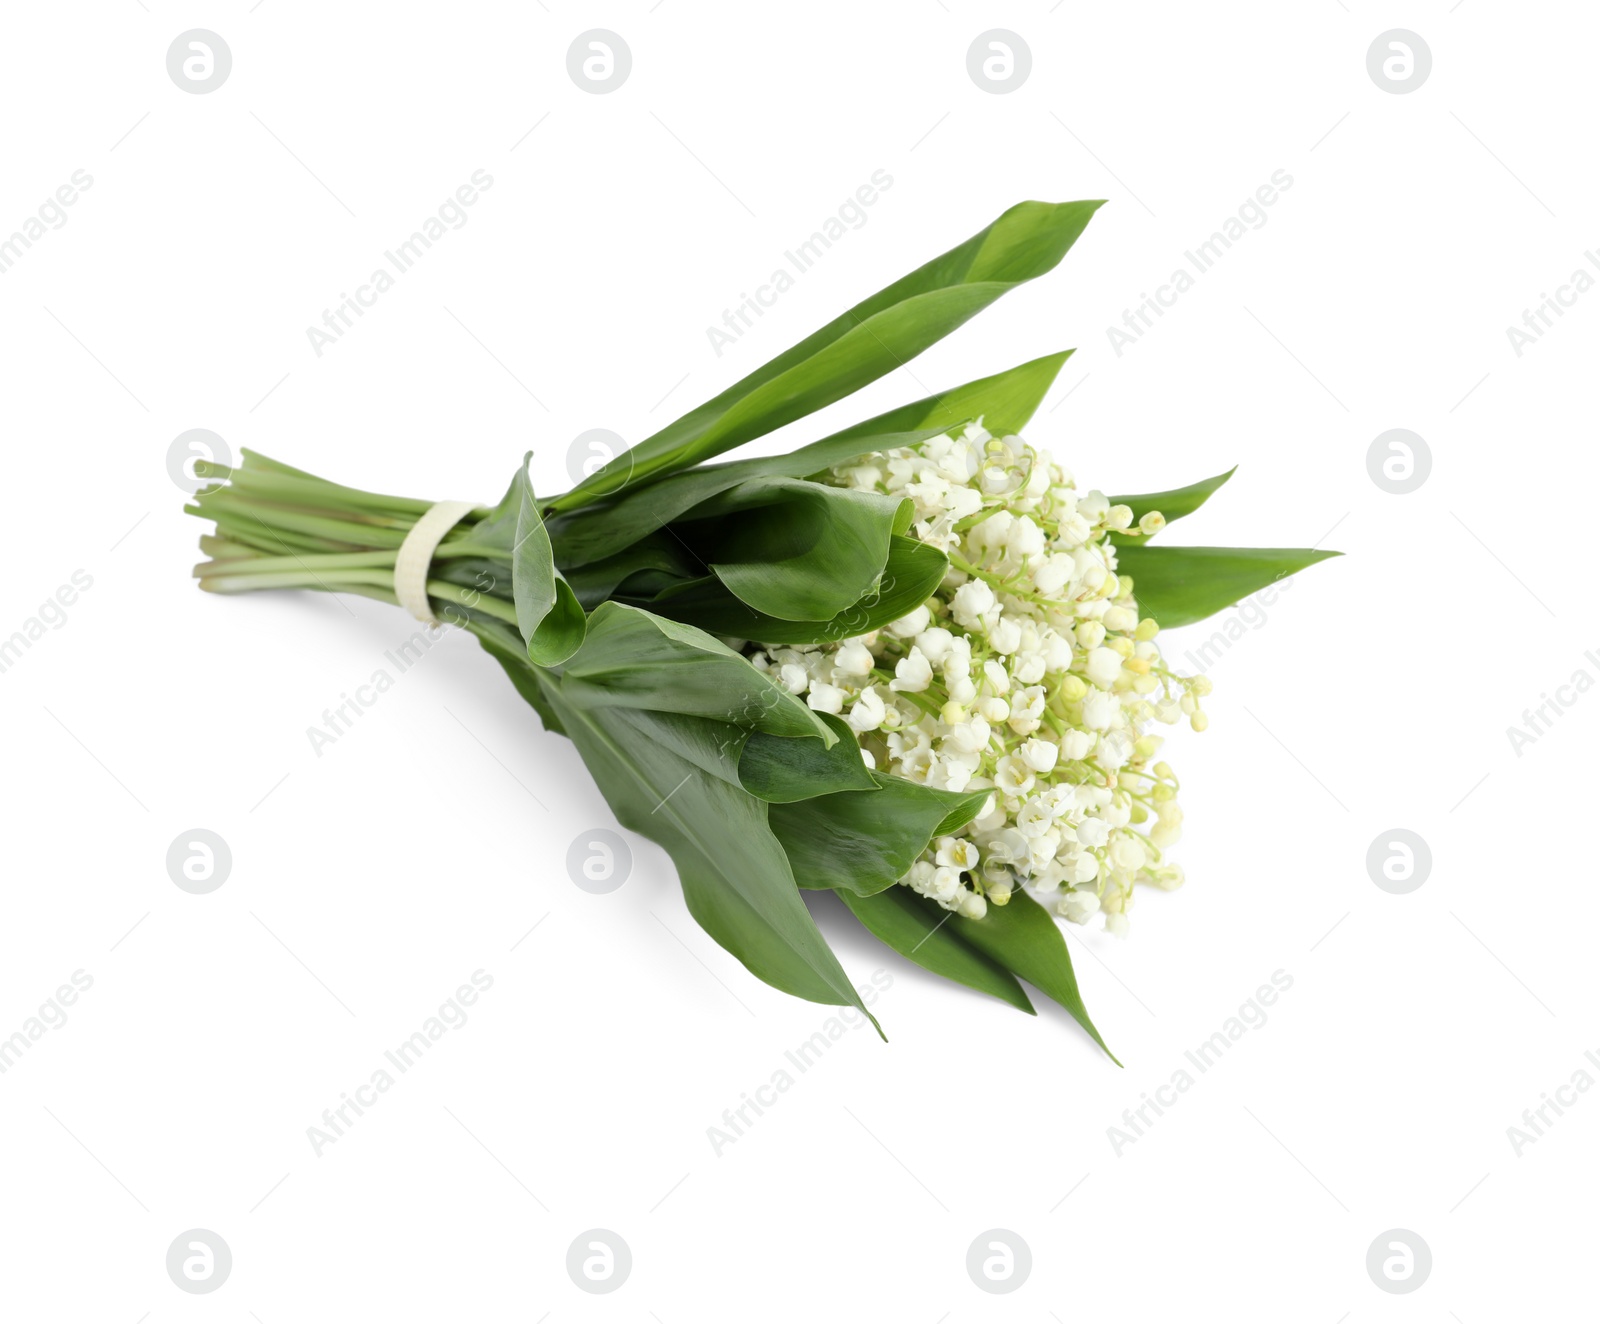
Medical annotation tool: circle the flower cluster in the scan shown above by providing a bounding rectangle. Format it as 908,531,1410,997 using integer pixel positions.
749,423,1210,935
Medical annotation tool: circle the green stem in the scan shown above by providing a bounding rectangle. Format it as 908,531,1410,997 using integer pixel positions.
199,462,440,518
195,550,403,577
195,492,414,547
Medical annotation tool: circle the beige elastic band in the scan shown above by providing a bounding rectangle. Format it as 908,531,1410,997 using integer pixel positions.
394,500,476,625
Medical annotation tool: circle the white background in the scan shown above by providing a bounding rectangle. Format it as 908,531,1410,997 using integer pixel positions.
1,2,1594,1319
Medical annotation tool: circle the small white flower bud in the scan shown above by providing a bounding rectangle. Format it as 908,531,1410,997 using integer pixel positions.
950,580,996,627
807,683,845,715
914,627,954,665
847,688,886,732
989,617,1022,655
1059,889,1101,924
886,605,930,637
976,695,1010,724
1086,646,1123,688
891,648,933,692
834,640,874,676
957,890,987,919
1019,737,1058,773
1151,802,1183,847
1060,729,1093,761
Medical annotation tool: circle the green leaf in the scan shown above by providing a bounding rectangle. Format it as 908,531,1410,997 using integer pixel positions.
547,349,1076,570
954,889,1116,1060
538,680,876,1023
546,425,949,569
837,888,1034,1014
552,201,1104,509
562,535,700,609
509,457,586,665
677,478,910,622
642,534,946,645
772,775,988,897
1108,467,1237,543
809,349,1077,449
602,706,876,808
1114,544,1340,629
557,602,834,742
738,713,878,802
604,706,753,788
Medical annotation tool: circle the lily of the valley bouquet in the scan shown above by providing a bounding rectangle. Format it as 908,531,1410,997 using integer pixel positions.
189,201,1334,1058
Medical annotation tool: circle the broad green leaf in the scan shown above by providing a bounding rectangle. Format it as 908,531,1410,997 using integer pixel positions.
773,775,989,897
838,888,1034,1014
547,346,1075,568
1115,544,1340,629
739,713,878,802
509,457,586,666
604,706,754,789
954,889,1116,1060
808,349,1077,450
552,201,1104,509
680,478,910,621
603,708,875,805
643,535,946,645
538,679,876,1022
547,425,949,569
1109,467,1237,543
562,535,699,608
557,602,833,742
